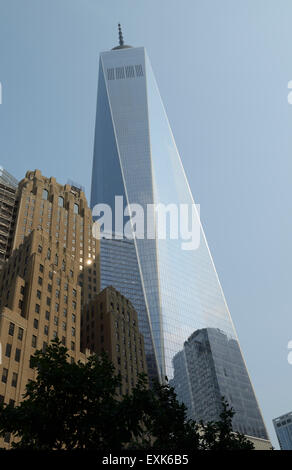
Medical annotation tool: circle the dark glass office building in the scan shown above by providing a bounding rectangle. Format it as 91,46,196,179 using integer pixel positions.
273,412,292,449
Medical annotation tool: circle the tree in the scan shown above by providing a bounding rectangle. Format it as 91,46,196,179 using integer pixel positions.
0,340,254,450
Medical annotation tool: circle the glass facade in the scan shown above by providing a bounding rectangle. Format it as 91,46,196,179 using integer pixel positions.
273,412,292,450
91,45,268,439
99,235,159,380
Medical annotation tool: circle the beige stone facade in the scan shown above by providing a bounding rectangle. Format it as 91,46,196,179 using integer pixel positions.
0,170,99,447
12,170,100,303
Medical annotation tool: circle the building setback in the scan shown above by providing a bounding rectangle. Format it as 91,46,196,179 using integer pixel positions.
12,170,100,304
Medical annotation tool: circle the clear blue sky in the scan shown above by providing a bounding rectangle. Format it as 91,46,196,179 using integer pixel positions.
1,0,291,448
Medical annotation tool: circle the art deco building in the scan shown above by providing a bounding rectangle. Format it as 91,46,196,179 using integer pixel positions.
0,230,92,447
81,285,148,395
12,170,100,303
0,167,18,269
0,169,99,447
90,27,270,443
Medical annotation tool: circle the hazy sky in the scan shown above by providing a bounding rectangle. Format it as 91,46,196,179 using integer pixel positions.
1,0,292,448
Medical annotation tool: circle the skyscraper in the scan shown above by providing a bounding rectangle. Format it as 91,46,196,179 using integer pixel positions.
90,27,269,442
81,285,148,395
170,328,267,439
0,167,18,269
273,412,292,450
0,169,98,448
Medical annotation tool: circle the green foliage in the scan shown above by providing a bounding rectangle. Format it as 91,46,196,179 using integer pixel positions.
0,340,254,450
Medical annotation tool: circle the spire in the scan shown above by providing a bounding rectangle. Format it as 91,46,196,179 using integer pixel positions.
118,23,124,47
112,23,132,50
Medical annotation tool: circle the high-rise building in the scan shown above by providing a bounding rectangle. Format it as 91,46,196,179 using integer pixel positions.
12,170,100,303
171,328,267,439
0,169,98,447
99,236,158,379
273,412,292,450
90,27,269,442
81,285,148,394
0,167,18,269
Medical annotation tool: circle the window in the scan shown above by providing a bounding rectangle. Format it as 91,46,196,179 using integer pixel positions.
1,368,8,383
72,313,76,323
38,276,43,286
54,316,58,326
47,248,51,260
61,336,66,345
33,318,39,329
18,327,24,341
44,325,49,335
55,303,59,312
49,271,53,280
56,290,60,299
15,348,21,362
72,289,77,297
38,244,42,253
72,327,75,337
42,189,48,200
62,322,66,331
11,372,18,388
46,297,51,306
37,290,41,299
53,331,57,339
72,301,76,310
39,264,44,273
71,341,75,351
58,196,64,208
74,203,79,214
45,311,50,320
63,308,67,317
35,304,40,313
8,322,15,336
32,335,37,348
5,343,12,358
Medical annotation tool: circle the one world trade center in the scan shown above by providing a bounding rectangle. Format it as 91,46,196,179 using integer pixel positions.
91,26,269,443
